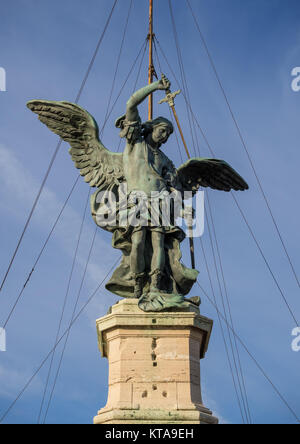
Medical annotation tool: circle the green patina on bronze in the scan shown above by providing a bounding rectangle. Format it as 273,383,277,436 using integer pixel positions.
27,75,248,312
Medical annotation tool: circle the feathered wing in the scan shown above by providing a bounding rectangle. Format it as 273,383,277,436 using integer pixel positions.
27,100,124,190
177,158,249,194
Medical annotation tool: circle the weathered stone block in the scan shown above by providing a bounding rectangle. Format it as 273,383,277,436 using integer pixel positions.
94,298,218,424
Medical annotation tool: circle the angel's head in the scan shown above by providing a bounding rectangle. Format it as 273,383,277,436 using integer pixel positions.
142,117,173,147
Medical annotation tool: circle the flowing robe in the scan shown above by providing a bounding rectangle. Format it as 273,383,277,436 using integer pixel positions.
90,119,198,301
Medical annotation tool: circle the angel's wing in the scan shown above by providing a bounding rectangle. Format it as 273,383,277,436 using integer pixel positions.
27,100,124,190
177,158,249,193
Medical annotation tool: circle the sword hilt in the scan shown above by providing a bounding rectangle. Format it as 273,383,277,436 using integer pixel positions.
158,89,181,107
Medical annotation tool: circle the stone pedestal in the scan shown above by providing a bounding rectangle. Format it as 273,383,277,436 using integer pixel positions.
94,298,218,424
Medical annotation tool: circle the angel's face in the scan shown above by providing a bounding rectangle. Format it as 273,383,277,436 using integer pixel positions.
151,124,171,145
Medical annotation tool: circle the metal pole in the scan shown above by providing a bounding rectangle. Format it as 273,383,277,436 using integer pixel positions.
148,0,154,120
159,82,196,269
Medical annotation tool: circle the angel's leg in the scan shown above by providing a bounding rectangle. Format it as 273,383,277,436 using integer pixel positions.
150,231,165,291
131,228,146,298
131,228,146,274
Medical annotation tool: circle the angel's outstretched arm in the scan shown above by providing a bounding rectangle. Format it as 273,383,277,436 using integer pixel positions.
126,74,171,121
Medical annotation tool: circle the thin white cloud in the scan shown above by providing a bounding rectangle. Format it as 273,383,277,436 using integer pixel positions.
202,386,231,424
0,363,43,400
0,143,113,291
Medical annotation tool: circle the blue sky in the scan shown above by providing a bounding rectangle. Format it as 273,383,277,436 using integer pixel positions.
0,0,299,424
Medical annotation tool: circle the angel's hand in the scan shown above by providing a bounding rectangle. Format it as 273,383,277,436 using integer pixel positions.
157,74,171,91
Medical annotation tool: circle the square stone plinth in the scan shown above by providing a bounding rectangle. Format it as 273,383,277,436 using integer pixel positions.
94,298,218,424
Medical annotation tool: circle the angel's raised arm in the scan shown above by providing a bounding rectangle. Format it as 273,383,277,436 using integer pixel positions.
126,75,171,121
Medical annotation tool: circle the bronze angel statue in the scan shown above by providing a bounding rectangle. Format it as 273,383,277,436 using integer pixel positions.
27,75,248,312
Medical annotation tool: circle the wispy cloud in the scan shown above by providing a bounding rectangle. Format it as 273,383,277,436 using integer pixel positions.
0,143,113,292
202,386,231,424
0,363,43,400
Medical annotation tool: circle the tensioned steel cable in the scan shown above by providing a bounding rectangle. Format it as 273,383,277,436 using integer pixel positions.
1,175,80,329
157,32,299,419
206,191,252,423
42,226,98,423
157,18,293,420
132,38,148,94
231,192,299,326
203,208,251,423
2,255,297,425
153,39,186,162
0,256,121,424
39,25,145,421
157,50,248,425
0,137,61,294
1,6,144,330
168,106,184,164
155,37,217,156
186,0,300,291
196,280,300,424
73,0,119,104
168,0,198,158
37,22,141,422
37,188,91,424
2,40,147,348
115,37,148,154
168,0,197,156
200,180,250,422
154,36,201,160
199,236,247,423
153,39,184,164
155,26,249,420
101,0,133,137
100,38,148,134
205,204,251,423
167,2,250,421
37,36,154,423
38,37,151,418
0,0,118,294
155,37,299,327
